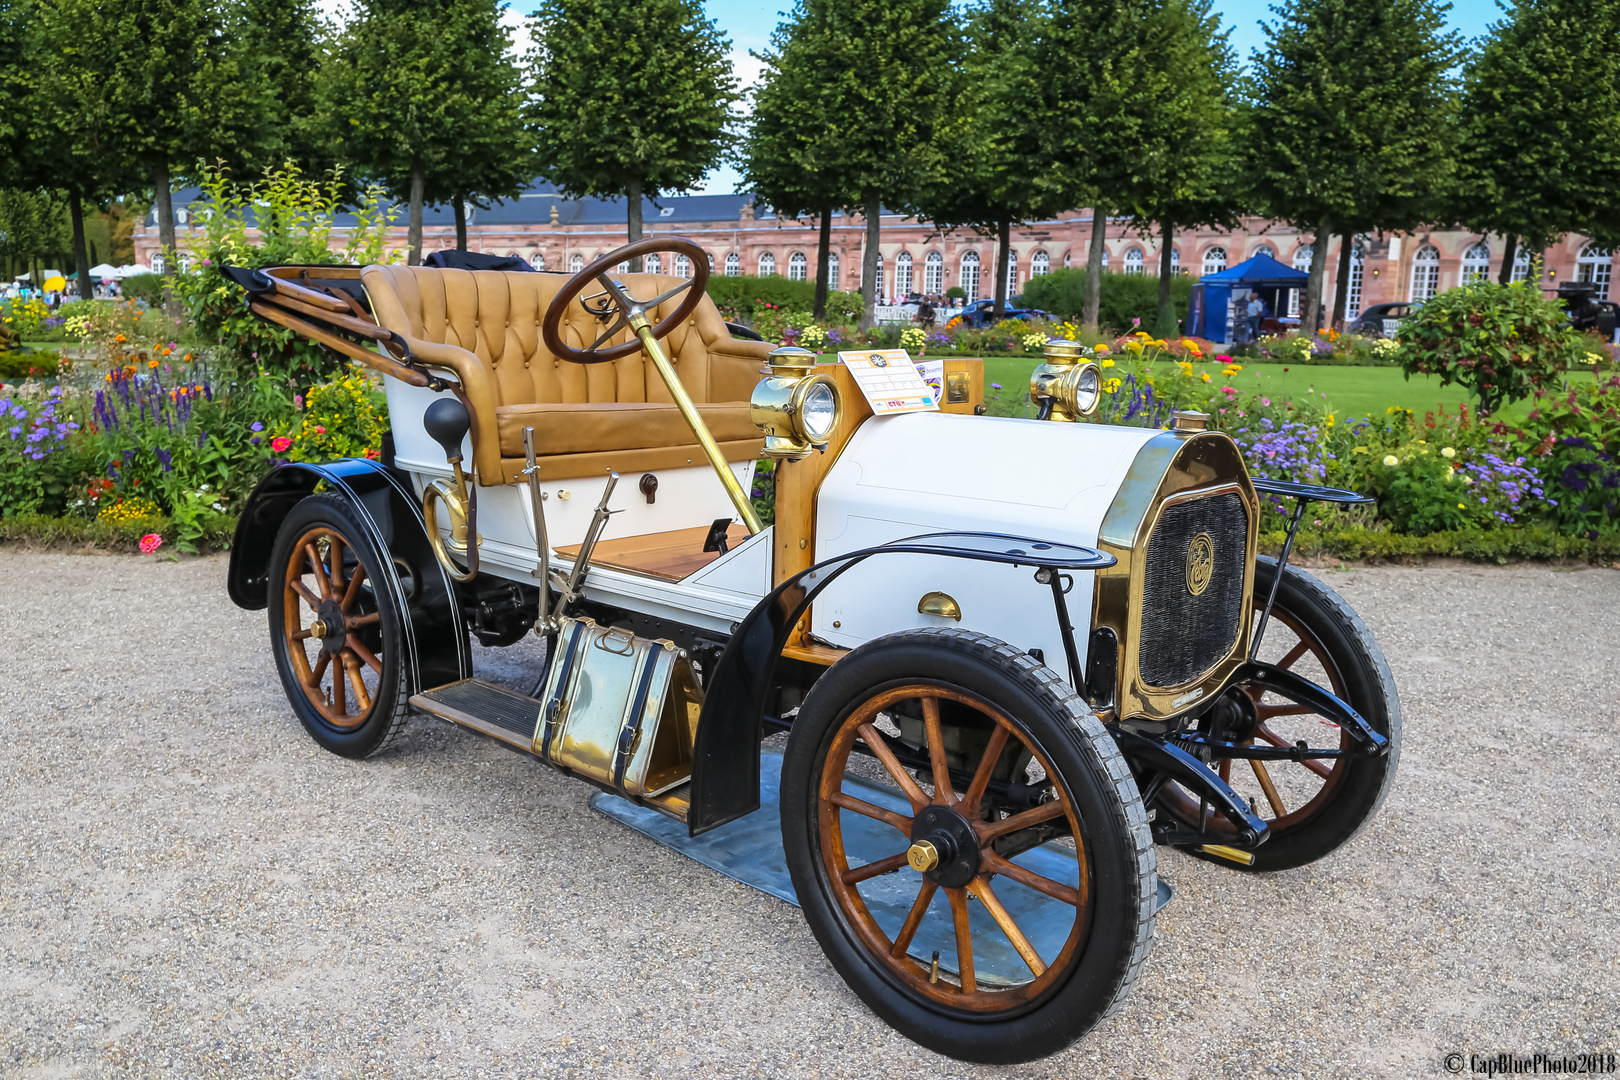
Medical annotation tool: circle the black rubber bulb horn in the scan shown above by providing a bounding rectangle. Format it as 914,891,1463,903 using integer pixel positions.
423,397,471,464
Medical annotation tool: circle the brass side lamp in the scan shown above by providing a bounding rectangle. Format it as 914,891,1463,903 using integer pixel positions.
1029,338,1101,421
750,345,842,460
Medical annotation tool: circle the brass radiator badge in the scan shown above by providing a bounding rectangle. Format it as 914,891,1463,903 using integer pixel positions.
1186,532,1214,596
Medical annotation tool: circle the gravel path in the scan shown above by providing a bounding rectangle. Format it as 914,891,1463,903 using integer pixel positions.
2,551,1617,1079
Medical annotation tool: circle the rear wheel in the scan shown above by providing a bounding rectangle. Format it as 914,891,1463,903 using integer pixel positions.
1155,557,1401,870
781,629,1154,1065
268,495,410,758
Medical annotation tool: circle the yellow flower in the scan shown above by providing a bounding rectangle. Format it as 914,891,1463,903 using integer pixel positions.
1441,446,1455,459
1352,445,1368,454
1103,377,1122,393
1327,412,1336,427
1458,503,1466,509
1095,344,1109,353
1200,372,1211,383
1383,455,1399,466
1100,358,1115,368
1126,340,1144,354
1181,339,1198,349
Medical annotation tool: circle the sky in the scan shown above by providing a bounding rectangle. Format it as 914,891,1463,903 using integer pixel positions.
320,0,1502,195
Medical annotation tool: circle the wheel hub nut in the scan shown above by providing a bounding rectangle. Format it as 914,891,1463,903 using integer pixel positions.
907,840,940,872
309,619,329,639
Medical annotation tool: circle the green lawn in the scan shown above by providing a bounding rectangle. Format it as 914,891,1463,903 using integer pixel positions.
975,356,1595,425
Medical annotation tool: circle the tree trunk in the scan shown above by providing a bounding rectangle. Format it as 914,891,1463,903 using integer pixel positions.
1155,222,1177,336
67,186,91,301
993,217,1011,319
1497,233,1518,285
1302,219,1331,334
407,163,425,265
152,161,179,318
626,178,644,272
859,192,880,331
1330,235,1354,329
1084,204,1106,329
453,197,467,251
813,206,832,321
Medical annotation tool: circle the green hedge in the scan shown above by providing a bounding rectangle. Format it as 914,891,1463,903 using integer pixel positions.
0,512,237,552
1258,525,1620,564
1020,268,1195,334
705,275,865,320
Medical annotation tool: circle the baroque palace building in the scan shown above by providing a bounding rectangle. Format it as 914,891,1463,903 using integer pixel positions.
135,185,1619,322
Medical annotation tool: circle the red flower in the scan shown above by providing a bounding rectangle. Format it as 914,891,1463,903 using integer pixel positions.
270,436,293,453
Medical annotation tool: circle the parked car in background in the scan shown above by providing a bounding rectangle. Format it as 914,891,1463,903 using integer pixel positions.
957,298,1050,328
1348,302,1416,338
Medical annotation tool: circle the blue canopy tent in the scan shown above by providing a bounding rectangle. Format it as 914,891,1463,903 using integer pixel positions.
1187,253,1309,343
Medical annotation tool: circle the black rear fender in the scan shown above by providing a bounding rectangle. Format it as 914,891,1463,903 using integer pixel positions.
228,458,470,694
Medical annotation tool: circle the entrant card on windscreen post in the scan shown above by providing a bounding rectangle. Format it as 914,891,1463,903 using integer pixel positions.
837,350,940,416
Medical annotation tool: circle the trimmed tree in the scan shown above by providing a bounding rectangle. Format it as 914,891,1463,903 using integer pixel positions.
910,0,1043,320
1244,0,1460,331
217,0,338,180
527,0,738,272
1454,0,1620,281
738,4,860,319
327,0,531,264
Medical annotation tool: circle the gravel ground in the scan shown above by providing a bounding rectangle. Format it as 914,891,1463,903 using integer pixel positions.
2,551,1617,1079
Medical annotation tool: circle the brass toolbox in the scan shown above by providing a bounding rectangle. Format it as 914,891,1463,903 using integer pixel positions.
533,616,702,798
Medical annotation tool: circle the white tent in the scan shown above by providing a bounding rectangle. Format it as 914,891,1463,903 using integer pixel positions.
89,263,120,278
16,269,64,282
116,264,153,277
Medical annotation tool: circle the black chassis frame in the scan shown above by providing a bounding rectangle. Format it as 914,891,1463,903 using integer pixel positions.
230,465,1389,849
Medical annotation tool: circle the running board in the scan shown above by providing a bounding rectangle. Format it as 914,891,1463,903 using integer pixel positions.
411,678,539,753
409,677,693,824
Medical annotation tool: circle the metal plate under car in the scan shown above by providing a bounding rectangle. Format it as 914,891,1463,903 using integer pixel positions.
591,750,1172,986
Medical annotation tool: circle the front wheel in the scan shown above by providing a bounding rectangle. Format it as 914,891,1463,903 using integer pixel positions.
781,629,1155,1065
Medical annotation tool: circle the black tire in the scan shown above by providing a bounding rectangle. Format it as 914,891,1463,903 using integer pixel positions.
1158,556,1402,871
781,628,1155,1065
267,494,411,759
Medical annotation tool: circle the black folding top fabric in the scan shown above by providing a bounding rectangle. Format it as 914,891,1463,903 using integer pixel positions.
423,250,534,272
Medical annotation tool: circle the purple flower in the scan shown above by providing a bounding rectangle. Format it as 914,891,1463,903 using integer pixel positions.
250,421,263,432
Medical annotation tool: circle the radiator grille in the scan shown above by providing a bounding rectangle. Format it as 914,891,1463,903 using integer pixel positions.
1137,492,1249,687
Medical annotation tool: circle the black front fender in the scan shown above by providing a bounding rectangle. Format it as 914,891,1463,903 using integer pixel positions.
227,458,469,694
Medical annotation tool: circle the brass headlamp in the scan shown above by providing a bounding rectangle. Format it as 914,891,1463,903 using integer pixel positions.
1030,338,1101,421
420,396,479,582
750,345,842,460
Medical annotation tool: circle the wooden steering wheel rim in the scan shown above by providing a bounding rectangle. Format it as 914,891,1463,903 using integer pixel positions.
540,236,711,365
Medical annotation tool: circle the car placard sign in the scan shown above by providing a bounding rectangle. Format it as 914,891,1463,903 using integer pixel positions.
838,350,940,416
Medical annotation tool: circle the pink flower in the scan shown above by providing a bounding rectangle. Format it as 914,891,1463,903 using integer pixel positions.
1216,354,1232,362
1261,397,1271,406
270,436,293,453
293,395,303,408
1221,385,1238,397
139,533,163,555
313,425,326,435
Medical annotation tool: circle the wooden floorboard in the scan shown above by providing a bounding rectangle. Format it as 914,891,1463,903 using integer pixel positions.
556,523,751,581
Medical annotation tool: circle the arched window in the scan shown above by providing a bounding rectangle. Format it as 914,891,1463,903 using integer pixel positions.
1410,243,1441,302
924,251,943,293
960,251,980,302
643,253,661,275
1202,246,1227,276
1063,251,1072,268
508,250,521,261
828,253,840,292
1345,245,1366,319
725,253,740,277
1031,250,1050,278
1251,242,1276,260
674,253,692,278
896,251,913,296
758,251,776,277
530,251,546,271
1171,248,1181,274
177,253,192,272
1577,242,1612,300
1512,247,1530,283
788,251,808,281
151,253,166,274
615,259,630,273
1461,242,1491,282
1124,247,1144,275
874,254,884,295
1099,249,1109,269
569,252,584,274
1004,251,1017,295
1288,244,1313,316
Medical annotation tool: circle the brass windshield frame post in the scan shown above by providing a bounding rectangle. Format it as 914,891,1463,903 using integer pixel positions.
627,310,765,535
520,426,558,635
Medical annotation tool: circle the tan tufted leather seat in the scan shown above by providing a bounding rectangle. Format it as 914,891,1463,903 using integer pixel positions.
361,264,771,483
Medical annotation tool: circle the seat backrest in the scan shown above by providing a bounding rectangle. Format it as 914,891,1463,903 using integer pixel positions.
361,264,762,407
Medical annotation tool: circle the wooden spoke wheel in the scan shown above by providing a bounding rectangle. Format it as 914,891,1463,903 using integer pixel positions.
268,495,410,759
1155,556,1402,871
782,629,1155,1065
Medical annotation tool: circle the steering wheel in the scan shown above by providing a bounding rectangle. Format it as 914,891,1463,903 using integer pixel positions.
541,236,710,364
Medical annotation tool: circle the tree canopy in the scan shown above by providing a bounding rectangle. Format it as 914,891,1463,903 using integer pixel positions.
1243,0,1460,329
1454,0,1620,278
527,0,738,270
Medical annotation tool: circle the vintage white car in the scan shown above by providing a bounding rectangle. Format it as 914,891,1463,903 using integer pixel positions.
225,238,1398,1064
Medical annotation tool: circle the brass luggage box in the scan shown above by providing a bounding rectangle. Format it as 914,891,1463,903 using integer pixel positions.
534,616,702,798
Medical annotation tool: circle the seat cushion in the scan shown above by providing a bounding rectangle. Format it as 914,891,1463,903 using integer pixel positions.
496,400,759,458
